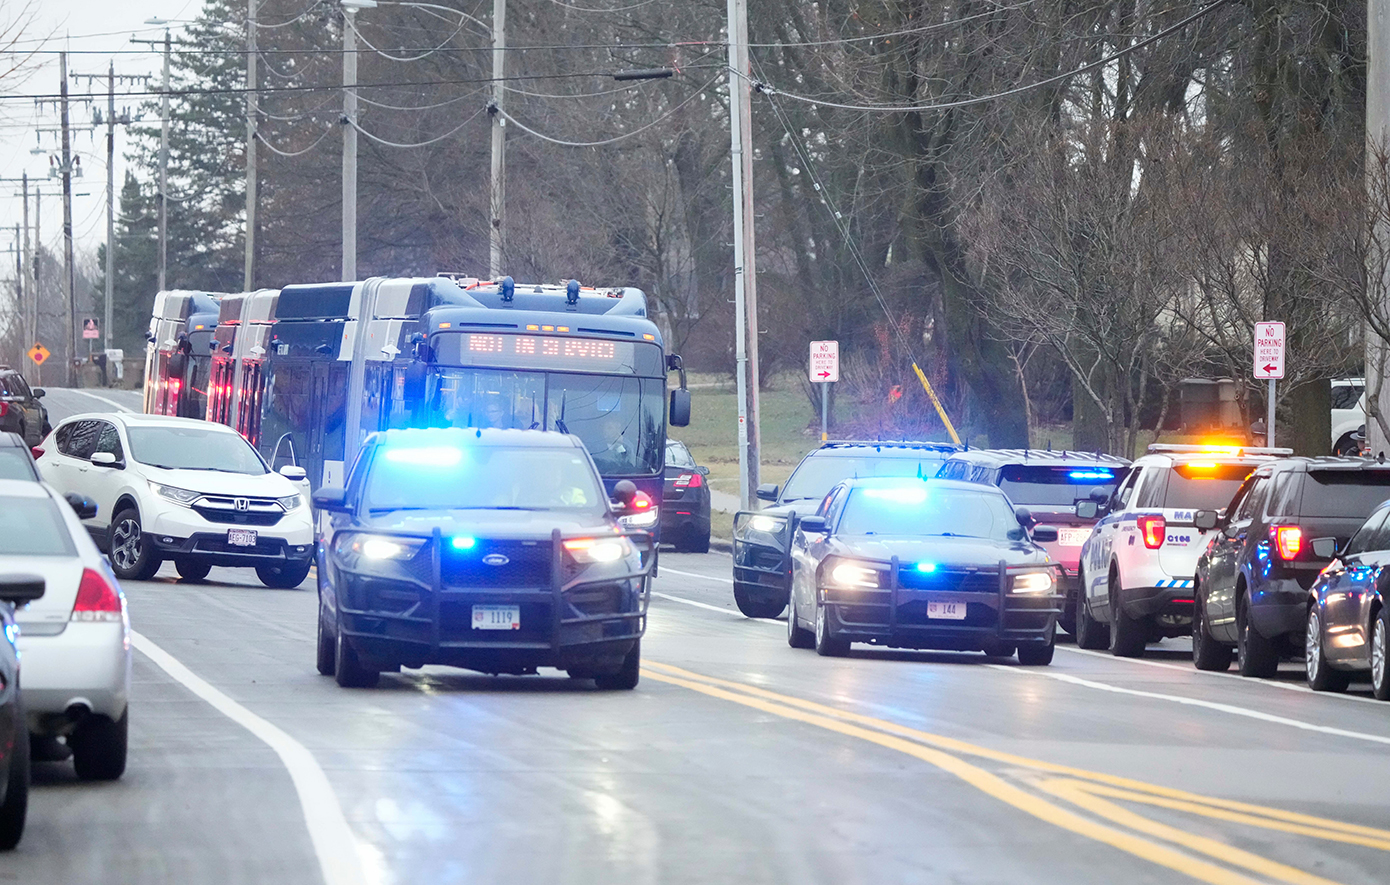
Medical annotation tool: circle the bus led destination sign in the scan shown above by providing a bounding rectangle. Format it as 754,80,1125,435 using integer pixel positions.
433,331,661,375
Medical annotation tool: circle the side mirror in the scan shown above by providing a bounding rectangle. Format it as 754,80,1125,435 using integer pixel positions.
278,465,308,481
799,515,829,534
0,573,44,605
1075,501,1099,520
697,465,710,476
90,452,121,469
1031,526,1059,544
1015,507,1036,528
756,483,779,502
64,492,98,520
1311,537,1340,559
32,387,44,398
311,487,350,513
611,479,638,508
668,388,691,427
1194,510,1218,531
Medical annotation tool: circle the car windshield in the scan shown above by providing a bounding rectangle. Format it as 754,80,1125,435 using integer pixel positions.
1164,463,1257,510
0,449,37,481
127,425,269,474
998,465,1122,507
837,484,1020,540
364,445,607,514
781,454,944,501
666,441,697,469
1298,471,1390,518
0,495,76,555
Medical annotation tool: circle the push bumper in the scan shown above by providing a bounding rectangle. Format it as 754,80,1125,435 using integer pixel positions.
732,515,793,599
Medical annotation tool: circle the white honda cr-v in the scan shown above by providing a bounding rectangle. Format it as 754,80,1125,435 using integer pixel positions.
37,414,315,587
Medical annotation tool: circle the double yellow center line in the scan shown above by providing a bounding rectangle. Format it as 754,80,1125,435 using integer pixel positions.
643,661,1388,885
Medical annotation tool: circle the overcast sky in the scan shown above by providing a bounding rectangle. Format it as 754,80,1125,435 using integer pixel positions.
1,0,208,267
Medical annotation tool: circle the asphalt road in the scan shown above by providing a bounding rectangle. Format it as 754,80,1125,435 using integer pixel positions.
8,389,1390,885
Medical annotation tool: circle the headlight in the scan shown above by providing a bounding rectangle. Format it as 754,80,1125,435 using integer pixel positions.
564,537,633,564
748,515,784,533
152,483,200,506
334,533,425,562
278,494,302,511
828,560,882,588
1011,571,1055,594
620,507,658,528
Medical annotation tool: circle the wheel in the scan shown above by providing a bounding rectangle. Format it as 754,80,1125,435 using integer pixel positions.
0,714,28,850
109,508,162,581
69,710,128,781
1108,566,1146,658
316,601,336,676
1333,433,1361,456
1306,606,1350,692
334,627,380,688
1018,639,1055,666
1192,587,1234,672
687,530,711,555
594,640,641,690
1074,575,1110,650
733,581,787,619
1236,592,1279,678
175,559,211,582
257,561,312,589
980,638,1016,658
1372,608,1390,701
786,590,815,649
1058,595,1076,637
813,597,850,657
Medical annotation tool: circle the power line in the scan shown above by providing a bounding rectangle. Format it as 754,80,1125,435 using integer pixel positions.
255,125,334,157
746,0,1038,49
498,72,719,147
350,104,488,148
345,9,471,63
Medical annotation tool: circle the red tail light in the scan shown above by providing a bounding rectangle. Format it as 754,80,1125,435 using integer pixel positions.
0,402,8,417
1137,515,1166,549
71,568,124,622
673,473,704,489
1274,526,1303,560
632,491,654,511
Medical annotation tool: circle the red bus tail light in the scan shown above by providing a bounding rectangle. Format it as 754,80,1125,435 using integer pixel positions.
1274,526,1303,560
1137,515,1166,549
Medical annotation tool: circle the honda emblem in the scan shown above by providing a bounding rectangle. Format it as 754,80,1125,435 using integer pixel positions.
234,498,250,511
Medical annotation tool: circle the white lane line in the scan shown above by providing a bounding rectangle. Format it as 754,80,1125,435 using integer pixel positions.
58,388,134,412
987,662,1390,747
651,590,779,622
1060,645,1390,707
131,631,366,885
660,566,735,585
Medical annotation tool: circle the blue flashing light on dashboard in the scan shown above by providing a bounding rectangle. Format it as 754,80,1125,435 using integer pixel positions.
915,562,938,573
1068,470,1115,481
384,446,464,467
451,536,477,550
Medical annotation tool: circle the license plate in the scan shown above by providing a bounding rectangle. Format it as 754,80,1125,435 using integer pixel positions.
1058,528,1090,547
227,529,258,547
927,601,966,620
472,605,521,630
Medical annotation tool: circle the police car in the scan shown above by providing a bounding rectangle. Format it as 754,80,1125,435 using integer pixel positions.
1075,444,1289,656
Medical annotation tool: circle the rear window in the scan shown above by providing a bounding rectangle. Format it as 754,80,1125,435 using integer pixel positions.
665,442,696,469
0,495,76,556
1331,385,1364,410
1163,463,1257,511
1297,471,1390,518
997,465,1122,507
0,449,38,481
781,454,945,501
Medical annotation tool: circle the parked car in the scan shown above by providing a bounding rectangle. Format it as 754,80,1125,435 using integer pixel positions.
1331,378,1365,455
733,440,959,618
786,477,1062,664
661,440,711,553
1304,500,1390,698
1,479,131,780
0,432,40,481
936,449,1129,634
0,367,48,448
0,573,44,850
37,414,314,586
1193,458,1390,676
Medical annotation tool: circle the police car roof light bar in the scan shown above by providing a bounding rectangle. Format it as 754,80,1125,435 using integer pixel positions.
1146,443,1294,456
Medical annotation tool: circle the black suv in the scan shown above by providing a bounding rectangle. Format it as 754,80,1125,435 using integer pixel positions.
1193,458,1390,676
313,428,654,689
0,574,44,850
732,440,959,618
0,368,48,447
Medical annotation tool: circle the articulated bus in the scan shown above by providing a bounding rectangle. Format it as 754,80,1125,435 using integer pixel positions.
143,290,225,418
158,275,691,533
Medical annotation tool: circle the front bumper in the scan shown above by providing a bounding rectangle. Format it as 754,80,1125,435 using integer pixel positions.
822,559,1062,651
146,531,316,568
331,528,655,673
18,622,131,732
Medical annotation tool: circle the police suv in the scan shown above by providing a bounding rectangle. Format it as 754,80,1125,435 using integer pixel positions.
1075,444,1289,656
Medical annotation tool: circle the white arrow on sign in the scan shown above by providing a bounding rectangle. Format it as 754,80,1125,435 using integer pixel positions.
809,340,839,382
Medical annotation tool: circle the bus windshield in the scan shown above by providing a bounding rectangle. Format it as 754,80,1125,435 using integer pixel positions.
423,368,664,476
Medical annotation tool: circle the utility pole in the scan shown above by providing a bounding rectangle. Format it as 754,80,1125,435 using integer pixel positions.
340,2,371,281
489,0,506,277
60,52,77,388
725,0,761,509
20,175,29,382
159,29,170,292
245,0,258,291
1370,2,1390,456
104,62,115,354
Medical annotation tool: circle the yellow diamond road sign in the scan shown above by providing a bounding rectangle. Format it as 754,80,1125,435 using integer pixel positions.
27,343,49,365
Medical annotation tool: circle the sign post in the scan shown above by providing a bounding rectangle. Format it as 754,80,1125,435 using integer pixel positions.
809,340,839,441
1253,321,1286,448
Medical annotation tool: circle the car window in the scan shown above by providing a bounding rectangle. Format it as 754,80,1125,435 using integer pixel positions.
364,445,606,513
7,375,30,398
823,485,851,529
1162,462,1255,511
1112,468,1142,511
1133,470,1165,509
0,374,11,396
0,449,38,481
1331,385,1365,410
0,495,77,555
63,420,103,460
997,465,1123,508
54,423,73,453
665,442,697,469
780,453,945,502
95,422,124,459
1347,508,1390,555
127,425,268,474
1293,470,1390,519
1267,472,1299,518
1236,476,1271,523
837,484,1019,541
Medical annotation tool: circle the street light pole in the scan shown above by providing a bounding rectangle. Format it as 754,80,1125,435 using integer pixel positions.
489,0,506,277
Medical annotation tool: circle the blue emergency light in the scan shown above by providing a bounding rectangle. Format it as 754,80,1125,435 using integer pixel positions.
1068,470,1115,481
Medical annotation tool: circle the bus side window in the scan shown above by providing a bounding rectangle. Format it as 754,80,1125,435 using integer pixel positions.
362,364,385,435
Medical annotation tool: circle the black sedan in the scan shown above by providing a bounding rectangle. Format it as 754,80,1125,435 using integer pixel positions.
787,477,1062,664
312,428,654,690
0,573,43,850
661,439,711,553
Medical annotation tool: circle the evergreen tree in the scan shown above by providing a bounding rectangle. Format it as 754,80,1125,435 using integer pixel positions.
98,173,159,355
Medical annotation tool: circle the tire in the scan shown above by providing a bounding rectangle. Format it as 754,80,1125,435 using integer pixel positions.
1192,587,1234,672
316,601,336,676
334,627,380,688
175,559,212,582
1058,596,1076,637
1334,433,1361,456
1306,606,1350,693
1074,577,1110,650
1372,607,1390,701
69,710,128,781
257,561,312,589
813,597,850,657
734,581,787,619
1018,639,1055,666
594,640,641,690
0,715,29,851
109,508,162,581
980,638,1016,658
688,531,711,555
1236,592,1279,678
786,590,815,649
1108,566,1146,658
